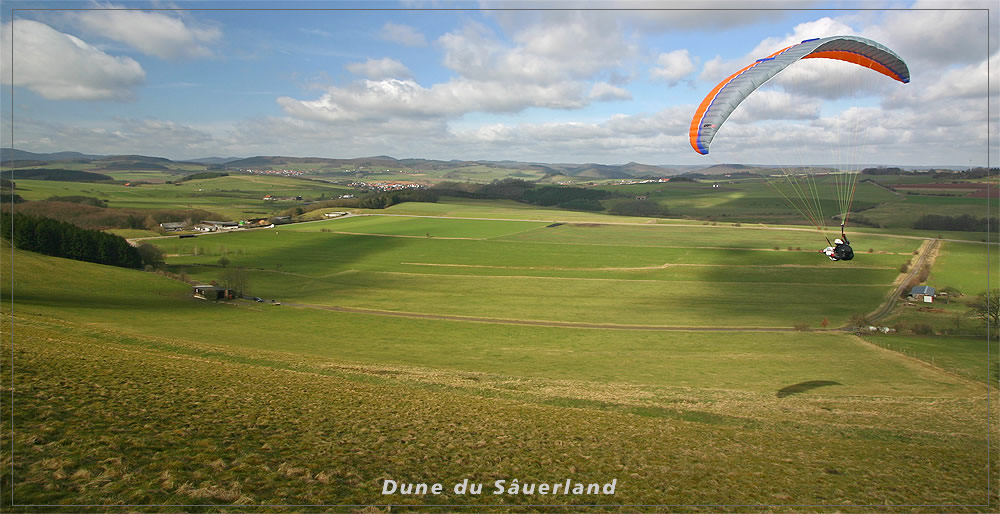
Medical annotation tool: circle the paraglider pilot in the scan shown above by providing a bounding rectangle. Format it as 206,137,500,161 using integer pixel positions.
821,224,854,261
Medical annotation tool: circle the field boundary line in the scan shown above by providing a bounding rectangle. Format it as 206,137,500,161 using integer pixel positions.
360,213,997,244
852,334,989,392
328,230,483,240
283,302,800,332
376,269,892,286
400,261,896,271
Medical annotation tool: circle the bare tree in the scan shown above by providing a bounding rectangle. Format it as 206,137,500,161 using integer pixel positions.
220,267,250,298
968,289,1000,338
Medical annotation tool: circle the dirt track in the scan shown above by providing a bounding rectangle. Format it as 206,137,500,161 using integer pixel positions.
868,238,940,323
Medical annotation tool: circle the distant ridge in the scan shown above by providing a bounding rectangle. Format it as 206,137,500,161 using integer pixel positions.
1,148,105,162
186,156,244,165
1,149,967,175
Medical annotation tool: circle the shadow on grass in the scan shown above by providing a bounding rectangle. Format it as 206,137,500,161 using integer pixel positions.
776,380,842,398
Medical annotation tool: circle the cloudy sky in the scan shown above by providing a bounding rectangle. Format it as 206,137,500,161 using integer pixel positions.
1,0,997,166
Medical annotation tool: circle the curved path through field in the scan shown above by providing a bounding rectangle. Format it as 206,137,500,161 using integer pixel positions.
281,302,802,332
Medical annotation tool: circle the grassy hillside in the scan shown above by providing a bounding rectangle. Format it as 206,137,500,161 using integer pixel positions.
10,175,354,220
2,247,996,508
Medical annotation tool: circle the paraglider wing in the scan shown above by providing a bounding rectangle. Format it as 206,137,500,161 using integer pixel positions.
689,35,909,155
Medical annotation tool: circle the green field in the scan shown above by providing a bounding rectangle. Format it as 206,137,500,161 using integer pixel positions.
3,238,996,508
857,194,996,230
930,241,998,293
10,174,354,220
599,177,899,226
3,183,997,509
365,196,668,223
865,334,998,383
147,214,917,329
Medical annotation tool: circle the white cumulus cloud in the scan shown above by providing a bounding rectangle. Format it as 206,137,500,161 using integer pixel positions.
73,4,221,59
1,19,145,101
867,5,996,69
589,82,631,101
277,77,588,123
651,49,696,83
438,18,633,85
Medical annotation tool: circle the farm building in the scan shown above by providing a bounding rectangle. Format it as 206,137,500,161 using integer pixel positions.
909,285,937,303
193,285,235,301
159,222,186,232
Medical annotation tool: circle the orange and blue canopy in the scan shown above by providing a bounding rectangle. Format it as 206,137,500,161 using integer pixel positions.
689,35,910,155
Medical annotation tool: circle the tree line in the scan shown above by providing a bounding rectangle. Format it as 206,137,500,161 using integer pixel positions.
434,179,622,213
297,179,672,217
912,214,995,232
1,211,145,269
173,171,229,183
13,198,217,232
0,169,113,182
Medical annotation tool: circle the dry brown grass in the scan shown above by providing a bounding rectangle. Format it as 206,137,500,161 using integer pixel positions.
3,311,996,510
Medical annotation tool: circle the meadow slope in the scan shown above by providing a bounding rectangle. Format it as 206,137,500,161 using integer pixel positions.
2,244,996,509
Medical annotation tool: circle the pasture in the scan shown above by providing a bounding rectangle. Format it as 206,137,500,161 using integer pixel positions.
3,187,996,509
853,193,996,232
865,333,997,384
929,241,999,294
152,214,914,329
600,176,899,225
2,242,995,508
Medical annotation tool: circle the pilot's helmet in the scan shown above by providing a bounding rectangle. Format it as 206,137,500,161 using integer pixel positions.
834,239,844,245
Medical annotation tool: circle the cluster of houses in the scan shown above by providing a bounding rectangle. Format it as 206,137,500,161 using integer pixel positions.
339,168,418,174
617,178,672,185
241,168,304,177
349,180,424,192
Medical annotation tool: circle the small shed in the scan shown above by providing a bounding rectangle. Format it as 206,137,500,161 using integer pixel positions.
910,285,936,303
193,285,235,301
